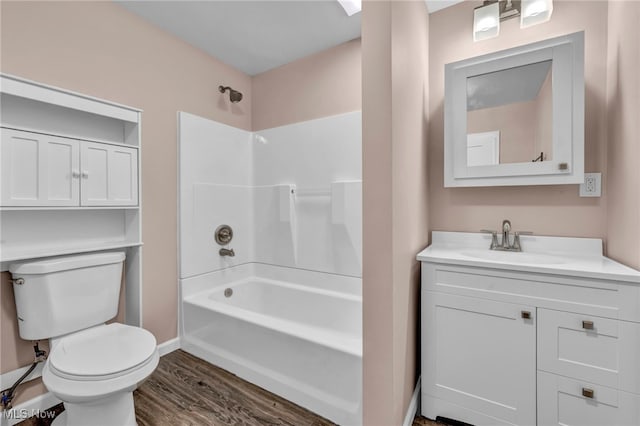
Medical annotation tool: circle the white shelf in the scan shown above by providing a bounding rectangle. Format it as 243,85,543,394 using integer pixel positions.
0,206,139,211
0,125,141,149
1,74,141,122
1,241,143,263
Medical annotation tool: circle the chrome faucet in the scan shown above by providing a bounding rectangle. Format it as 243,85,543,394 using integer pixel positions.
501,220,512,249
481,220,531,252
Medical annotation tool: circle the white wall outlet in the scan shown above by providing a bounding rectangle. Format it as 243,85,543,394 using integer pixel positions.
579,172,602,197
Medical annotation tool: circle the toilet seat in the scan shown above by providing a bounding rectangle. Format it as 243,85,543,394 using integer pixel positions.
43,323,159,403
49,323,156,381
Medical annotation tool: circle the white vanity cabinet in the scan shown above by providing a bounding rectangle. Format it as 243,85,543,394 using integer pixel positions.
423,292,536,425
418,232,640,426
1,128,138,207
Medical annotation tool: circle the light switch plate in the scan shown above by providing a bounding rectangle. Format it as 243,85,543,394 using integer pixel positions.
579,172,601,197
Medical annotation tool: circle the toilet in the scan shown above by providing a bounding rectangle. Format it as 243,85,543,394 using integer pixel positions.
9,252,159,426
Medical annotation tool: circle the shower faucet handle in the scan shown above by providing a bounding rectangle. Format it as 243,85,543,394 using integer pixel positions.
214,225,234,245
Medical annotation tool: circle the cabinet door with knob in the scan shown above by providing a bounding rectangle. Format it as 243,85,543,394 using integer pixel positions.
1,128,138,207
80,141,138,206
1,128,80,206
422,291,536,425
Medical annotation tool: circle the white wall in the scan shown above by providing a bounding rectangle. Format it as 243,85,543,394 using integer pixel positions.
179,111,362,280
178,113,253,278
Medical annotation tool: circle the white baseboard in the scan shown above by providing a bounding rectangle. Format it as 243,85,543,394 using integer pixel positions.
403,376,422,426
157,337,180,356
1,391,61,426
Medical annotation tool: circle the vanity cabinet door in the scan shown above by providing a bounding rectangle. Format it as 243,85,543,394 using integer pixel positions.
422,291,536,426
80,142,138,206
537,370,640,426
1,128,80,206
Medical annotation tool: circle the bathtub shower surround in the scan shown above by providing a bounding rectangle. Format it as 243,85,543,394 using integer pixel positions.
178,111,362,425
179,111,362,278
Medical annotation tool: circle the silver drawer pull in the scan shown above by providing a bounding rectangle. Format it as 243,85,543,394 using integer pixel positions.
582,388,594,399
521,311,531,319
582,320,594,330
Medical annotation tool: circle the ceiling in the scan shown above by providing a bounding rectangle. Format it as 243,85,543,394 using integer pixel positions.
117,1,464,76
117,1,361,76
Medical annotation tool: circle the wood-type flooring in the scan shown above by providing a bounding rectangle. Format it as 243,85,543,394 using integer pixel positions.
16,349,442,426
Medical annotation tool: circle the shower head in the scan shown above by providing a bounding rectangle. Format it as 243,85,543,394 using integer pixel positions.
218,85,243,103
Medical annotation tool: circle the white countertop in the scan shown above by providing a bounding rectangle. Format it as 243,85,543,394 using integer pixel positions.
417,231,640,284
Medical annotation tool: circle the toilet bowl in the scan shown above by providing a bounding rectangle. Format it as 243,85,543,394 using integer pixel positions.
9,252,159,426
43,323,159,426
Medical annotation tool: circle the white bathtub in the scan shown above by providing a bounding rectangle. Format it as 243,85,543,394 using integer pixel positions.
180,263,362,425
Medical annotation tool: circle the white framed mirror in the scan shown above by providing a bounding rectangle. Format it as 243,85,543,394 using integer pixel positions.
444,31,584,187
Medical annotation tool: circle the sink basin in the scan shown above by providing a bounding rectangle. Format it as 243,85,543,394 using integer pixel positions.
460,250,568,265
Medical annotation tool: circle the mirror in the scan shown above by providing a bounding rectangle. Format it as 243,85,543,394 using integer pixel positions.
466,60,552,166
444,32,584,187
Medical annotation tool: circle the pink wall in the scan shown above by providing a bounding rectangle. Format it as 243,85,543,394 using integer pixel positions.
362,2,395,423
429,0,609,240
605,0,640,269
0,0,251,405
363,0,429,424
252,39,361,130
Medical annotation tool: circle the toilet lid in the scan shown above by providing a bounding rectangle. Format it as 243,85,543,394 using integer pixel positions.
49,323,157,379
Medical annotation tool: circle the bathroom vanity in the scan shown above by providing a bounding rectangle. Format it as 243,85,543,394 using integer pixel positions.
418,231,640,426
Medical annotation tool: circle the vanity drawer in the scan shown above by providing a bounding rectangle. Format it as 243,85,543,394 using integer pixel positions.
537,371,640,426
537,308,640,393
422,264,640,321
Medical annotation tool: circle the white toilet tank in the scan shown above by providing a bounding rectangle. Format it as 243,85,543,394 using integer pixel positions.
9,252,126,340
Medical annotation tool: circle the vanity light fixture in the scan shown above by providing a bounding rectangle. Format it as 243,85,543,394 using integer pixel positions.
521,0,553,28
473,1,500,42
337,0,361,16
473,0,553,41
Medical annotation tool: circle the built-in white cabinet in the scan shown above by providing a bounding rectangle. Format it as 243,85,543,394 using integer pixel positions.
80,141,138,206
1,73,143,326
420,239,640,426
537,371,640,426
423,292,536,425
1,129,80,206
1,128,138,207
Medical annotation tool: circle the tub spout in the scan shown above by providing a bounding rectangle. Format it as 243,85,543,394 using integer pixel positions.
219,248,235,257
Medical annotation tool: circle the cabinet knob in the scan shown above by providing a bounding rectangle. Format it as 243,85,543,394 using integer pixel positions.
72,171,80,178
521,311,531,319
582,320,594,330
81,171,89,179
582,388,594,399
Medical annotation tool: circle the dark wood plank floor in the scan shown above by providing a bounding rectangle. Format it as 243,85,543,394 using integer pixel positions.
17,349,443,426
135,349,333,425
412,416,442,426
